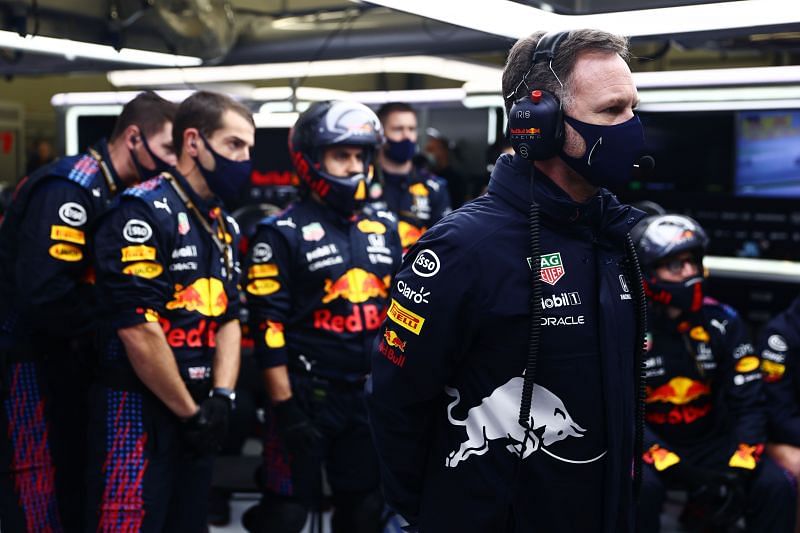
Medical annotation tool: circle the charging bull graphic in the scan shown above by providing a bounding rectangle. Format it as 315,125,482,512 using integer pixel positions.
445,376,606,467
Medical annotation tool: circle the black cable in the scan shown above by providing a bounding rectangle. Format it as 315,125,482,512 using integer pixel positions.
518,192,542,430
625,233,648,503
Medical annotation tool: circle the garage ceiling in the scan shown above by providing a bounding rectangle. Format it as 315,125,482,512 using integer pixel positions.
0,0,798,85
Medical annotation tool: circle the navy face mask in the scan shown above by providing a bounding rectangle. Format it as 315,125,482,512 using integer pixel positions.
384,138,416,164
560,115,645,190
130,134,172,182
195,134,252,206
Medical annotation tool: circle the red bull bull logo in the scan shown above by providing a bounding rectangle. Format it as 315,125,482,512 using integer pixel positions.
509,127,542,135
398,221,425,250
646,376,711,405
321,268,388,304
728,443,763,470
383,329,406,352
165,278,228,317
643,444,680,472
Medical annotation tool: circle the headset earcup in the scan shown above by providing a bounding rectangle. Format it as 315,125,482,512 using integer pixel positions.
507,90,563,160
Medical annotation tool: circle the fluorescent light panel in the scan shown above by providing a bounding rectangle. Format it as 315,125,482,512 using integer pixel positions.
357,0,800,39
633,65,800,88
108,56,502,87
0,30,201,67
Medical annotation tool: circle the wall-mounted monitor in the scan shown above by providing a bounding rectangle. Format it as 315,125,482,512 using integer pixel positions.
734,110,800,197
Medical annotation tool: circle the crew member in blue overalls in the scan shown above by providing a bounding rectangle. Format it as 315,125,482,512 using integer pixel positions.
632,214,795,532
369,102,450,253
243,100,401,533
88,91,254,531
0,91,177,532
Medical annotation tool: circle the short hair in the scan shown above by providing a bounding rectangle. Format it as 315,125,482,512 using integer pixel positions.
109,91,178,142
172,90,255,156
376,102,416,125
501,29,630,117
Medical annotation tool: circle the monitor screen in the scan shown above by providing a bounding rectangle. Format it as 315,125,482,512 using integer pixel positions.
627,111,734,195
734,110,800,197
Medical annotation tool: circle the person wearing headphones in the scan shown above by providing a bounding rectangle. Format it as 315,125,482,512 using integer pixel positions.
0,91,177,532
632,214,794,532
242,101,401,533
87,91,253,531
369,102,451,253
367,30,648,532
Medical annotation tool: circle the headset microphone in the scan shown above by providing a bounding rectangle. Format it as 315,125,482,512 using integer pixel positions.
634,155,655,170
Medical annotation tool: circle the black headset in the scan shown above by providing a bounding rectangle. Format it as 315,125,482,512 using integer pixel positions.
507,31,569,161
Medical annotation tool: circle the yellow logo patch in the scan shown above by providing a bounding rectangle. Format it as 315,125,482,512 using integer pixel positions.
408,183,429,197
144,308,160,323
49,243,83,262
50,225,85,245
643,444,681,472
735,356,760,373
248,263,279,279
265,320,286,348
357,219,386,235
387,298,425,335
122,261,164,279
689,326,710,343
247,278,281,296
121,245,157,263
762,360,786,382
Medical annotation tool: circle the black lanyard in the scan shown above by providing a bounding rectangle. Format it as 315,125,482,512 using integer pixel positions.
88,147,118,198
161,172,234,282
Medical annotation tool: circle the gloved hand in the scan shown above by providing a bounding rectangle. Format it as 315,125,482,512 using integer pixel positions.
674,465,746,528
181,396,231,455
273,397,322,456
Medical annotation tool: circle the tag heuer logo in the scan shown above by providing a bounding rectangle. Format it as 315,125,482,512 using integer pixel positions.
528,252,565,286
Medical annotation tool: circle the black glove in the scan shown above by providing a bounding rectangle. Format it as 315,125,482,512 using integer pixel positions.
675,466,746,529
273,397,322,456
181,396,231,455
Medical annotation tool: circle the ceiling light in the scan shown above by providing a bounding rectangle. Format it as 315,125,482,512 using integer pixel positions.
253,112,300,128
351,88,465,104
0,30,201,67
108,56,501,87
633,65,800,88
357,0,800,39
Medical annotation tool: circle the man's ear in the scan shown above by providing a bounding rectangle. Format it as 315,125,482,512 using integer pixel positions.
125,125,141,150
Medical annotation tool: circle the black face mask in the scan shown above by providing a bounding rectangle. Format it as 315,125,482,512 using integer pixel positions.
644,275,705,314
130,134,173,182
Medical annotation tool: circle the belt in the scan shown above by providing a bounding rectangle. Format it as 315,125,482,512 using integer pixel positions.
288,360,367,391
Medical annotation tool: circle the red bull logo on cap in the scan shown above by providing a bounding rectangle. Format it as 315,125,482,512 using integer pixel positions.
321,268,389,304
166,277,228,317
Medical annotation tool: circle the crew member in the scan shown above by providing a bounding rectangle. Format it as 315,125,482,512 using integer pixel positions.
367,30,648,532
87,90,254,531
633,214,795,532
0,91,177,532
243,100,401,533
370,102,450,252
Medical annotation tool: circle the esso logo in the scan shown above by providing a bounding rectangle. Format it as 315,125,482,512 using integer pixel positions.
123,219,153,243
58,202,87,226
412,249,440,278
